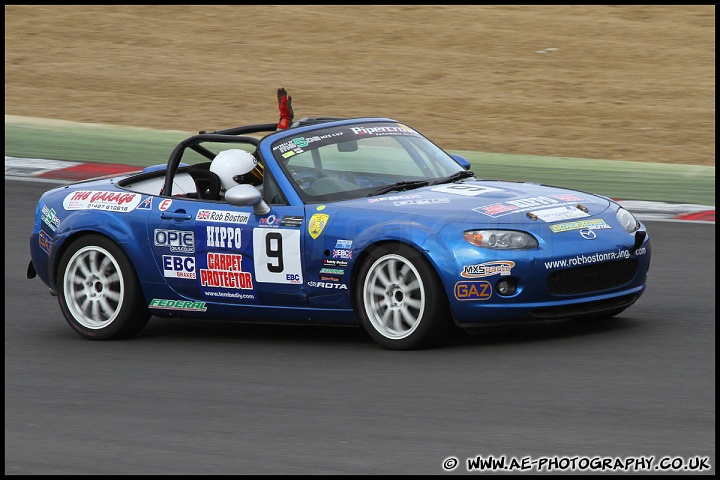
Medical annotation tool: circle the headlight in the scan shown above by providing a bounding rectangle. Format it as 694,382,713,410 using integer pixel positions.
616,207,640,233
463,230,538,249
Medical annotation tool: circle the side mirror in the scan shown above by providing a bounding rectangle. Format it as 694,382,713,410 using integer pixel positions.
450,153,471,170
224,184,271,215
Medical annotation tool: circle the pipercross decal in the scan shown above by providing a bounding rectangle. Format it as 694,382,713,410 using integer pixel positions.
350,124,417,136
308,213,329,239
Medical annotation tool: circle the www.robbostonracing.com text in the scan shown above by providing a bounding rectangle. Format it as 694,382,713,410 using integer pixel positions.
441,455,711,473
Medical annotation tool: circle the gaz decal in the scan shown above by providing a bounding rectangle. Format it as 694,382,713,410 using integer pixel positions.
253,228,303,284
454,281,492,301
308,213,329,239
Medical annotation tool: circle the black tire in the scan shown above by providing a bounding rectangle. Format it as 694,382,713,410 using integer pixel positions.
355,244,450,350
56,234,150,340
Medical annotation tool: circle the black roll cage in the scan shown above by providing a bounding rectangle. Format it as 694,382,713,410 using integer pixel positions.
161,118,346,196
161,122,275,197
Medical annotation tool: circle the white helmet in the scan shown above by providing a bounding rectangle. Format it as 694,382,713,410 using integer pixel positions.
210,149,263,194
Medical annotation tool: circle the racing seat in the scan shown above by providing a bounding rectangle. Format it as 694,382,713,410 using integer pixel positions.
187,163,221,200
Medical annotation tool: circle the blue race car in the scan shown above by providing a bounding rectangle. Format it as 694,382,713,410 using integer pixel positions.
28,117,651,350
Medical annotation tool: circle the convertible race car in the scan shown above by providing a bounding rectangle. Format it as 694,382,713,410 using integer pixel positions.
28,116,651,350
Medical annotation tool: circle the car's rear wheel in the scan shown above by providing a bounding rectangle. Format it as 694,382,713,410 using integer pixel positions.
57,234,150,340
356,244,449,350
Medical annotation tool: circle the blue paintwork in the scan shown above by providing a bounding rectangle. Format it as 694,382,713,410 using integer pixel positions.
29,118,651,328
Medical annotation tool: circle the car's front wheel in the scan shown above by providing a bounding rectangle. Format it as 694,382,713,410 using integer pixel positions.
57,234,150,340
356,244,449,350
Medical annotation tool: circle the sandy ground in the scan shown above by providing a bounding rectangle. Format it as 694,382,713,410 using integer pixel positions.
4,5,715,166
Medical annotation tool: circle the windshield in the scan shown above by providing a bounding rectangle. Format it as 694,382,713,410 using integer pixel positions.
270,121,466,202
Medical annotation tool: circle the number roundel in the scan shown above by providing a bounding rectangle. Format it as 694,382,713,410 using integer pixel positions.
252,229,303,284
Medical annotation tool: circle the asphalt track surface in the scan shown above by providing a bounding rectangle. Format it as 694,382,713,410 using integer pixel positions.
5,180,715,475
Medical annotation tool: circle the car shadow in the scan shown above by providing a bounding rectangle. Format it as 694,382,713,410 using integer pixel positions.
136,314,640,350
439,315,641,349
140,317,373,346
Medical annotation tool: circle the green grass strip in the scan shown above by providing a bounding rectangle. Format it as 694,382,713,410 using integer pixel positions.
5,118,714,206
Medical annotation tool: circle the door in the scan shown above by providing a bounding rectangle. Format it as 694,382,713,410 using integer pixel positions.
147,197,307,307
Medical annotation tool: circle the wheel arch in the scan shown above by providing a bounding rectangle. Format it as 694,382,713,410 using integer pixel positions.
51,229,142,294
349,239,449,311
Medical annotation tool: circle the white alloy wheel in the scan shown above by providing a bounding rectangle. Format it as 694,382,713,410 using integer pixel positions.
362,253,426,340
57,234,150,340
356,244,449,350
63,245,125,330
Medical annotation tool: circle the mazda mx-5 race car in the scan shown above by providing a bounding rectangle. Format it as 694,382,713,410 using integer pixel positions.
28,117,651,350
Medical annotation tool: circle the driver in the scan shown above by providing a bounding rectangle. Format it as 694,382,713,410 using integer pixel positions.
209,149,264,198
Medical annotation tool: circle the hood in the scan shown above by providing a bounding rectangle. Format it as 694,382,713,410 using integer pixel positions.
337,179,613,225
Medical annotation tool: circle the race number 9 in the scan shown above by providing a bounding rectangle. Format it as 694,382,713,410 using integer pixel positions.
253,228,303,284
265,231,284,273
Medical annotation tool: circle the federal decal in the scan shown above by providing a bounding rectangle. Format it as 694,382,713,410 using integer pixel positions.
149,299,207,311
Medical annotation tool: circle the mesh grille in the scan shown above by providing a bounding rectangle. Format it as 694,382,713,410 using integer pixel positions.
547,259,638,295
